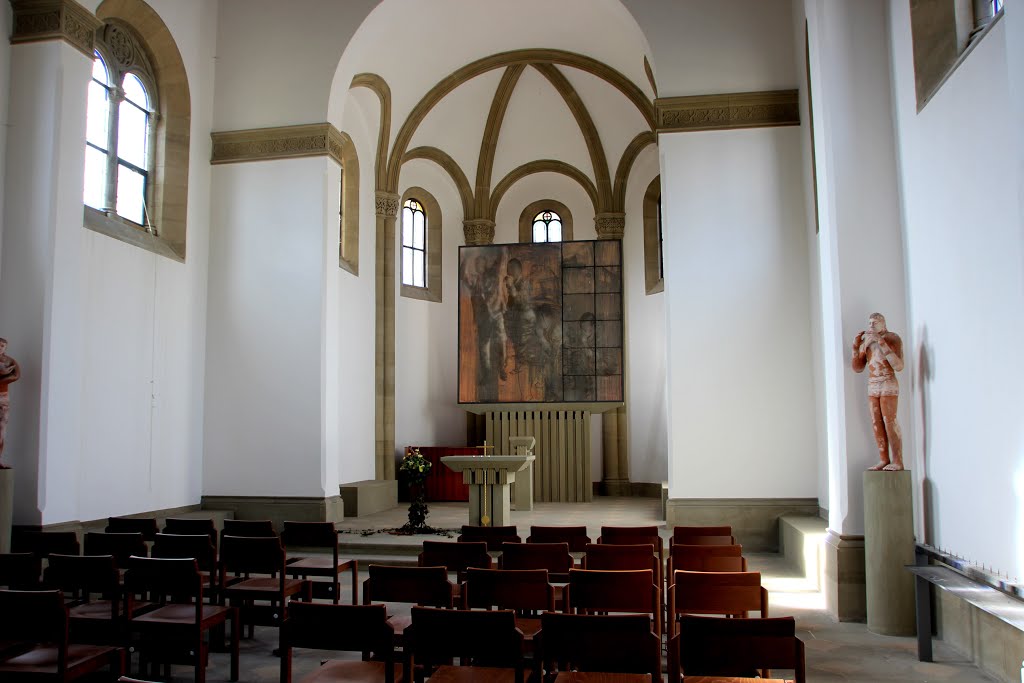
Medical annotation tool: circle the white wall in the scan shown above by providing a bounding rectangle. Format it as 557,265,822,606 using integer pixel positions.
889,8,1024,577
660,127,817,499
0,1,11,272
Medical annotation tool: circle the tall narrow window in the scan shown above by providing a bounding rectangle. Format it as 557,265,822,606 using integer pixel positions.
532,210,562,243
402,198,427,288
643,176,663,294
84,53,111,211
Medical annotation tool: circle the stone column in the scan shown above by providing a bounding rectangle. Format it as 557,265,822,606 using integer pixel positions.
375,190,399,480
594,212,630,496
463,218,495,246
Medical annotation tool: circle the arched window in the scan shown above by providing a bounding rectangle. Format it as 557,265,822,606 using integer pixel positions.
643,176,664,294
532,210,562,243
402,198,426,288
518,200,574,243
337,130,360,275
84,26,156,228
400,187,442,302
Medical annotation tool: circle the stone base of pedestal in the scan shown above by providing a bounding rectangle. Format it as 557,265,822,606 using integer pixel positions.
864,469,915,636
0,467,12,554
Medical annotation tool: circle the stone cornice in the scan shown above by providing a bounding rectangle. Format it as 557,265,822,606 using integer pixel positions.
10,0,102,58
655,89,799,133
210,123,344,165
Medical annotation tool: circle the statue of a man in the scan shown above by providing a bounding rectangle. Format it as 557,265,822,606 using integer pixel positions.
852,313,904,471
0,338,21,467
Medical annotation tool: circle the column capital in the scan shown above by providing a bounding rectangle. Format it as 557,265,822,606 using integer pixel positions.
463,219,495,246
10,0,102,59
594,212,626,240
374,190,399,218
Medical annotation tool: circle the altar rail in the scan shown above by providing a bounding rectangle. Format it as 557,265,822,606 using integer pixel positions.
485,410,592,502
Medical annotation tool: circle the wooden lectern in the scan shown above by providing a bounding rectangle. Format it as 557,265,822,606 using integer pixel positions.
441,455,535,527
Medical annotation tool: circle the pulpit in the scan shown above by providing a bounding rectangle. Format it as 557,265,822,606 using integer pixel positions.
441,455,535,527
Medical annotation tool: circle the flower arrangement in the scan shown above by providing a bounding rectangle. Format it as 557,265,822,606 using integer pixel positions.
398,448,433,533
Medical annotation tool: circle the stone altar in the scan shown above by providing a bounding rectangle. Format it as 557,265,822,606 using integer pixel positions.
441,454,535,527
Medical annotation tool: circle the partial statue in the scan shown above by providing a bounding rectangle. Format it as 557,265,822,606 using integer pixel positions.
0,338,21,467
852,313,904,471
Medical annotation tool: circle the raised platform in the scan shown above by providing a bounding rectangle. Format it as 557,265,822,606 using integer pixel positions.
340,480,398,517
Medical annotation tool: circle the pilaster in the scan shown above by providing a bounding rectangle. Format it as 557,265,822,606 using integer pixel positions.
375,190,399,480
595,213,629,495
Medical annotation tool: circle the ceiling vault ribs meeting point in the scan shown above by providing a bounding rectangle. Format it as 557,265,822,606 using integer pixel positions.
474,64,526,219
612,131,657,212
349,73,392,190
532,63,613,212
402,146,474,218
489,159,599,222
384,48,656,194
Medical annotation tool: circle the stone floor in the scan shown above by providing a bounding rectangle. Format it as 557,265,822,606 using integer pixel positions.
140,498,996,682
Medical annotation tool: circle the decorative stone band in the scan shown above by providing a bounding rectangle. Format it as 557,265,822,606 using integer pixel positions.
463,219,496,246
655,89,799,134
375,191,399,218
10,0,102,58
210,123,345,166
594,212,625,240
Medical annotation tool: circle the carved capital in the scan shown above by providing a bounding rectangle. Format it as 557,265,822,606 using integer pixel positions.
594,212,625,240
10,0,102,58
211,123,345,165
375,191,400,218
463,219,495,246
655,90,799,133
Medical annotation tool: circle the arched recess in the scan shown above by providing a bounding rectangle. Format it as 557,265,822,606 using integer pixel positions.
337,130,360,275
402,146,474,219
96,0,190,260
490,160,598,222
399,186,442,303
613,131,657,211
350,73,391,190
519,200,574,243
643,175,663,294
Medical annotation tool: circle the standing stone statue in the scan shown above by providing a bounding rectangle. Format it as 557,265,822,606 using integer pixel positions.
0,338,21,467
852,313,904,471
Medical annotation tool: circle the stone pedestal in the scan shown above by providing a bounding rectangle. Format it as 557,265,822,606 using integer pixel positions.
0,468,12,553
508,436,535,511
442,455,535,526
863,469,916,635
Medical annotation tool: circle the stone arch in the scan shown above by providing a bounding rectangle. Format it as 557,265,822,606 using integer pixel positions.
350,72,392,190
402,146,474,219
337,130,360,275
518,199,574,243
490,160,599,221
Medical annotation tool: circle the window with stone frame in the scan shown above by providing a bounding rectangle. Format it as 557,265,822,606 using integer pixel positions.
531,210,563,243
402,198,427,288
643,175,664,294
400,187,442,302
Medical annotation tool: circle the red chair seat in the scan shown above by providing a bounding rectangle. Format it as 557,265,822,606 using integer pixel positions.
685,678,791,683
133,602,233,625
0,642,120,674
303,658,405,683
226,576,307,594
427,664,519,682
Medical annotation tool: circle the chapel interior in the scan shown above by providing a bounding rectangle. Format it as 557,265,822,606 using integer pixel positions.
0,0,1022,681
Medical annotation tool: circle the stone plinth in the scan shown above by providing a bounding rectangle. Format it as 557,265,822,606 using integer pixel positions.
441,455,534,526
864,469,915,636
0,468,12,553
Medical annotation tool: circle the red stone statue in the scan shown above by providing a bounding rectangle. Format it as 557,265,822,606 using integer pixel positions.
0,338,21,467
852,313,904,471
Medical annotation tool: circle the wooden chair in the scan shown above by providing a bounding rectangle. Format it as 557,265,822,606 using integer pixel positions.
221,518,276,538
418,540,492,588
83,532,148,568
408,606,525,683
500,542,574,582
280,602,401,683
537,612,660,681
582,542,662,588
105,517,159,542
669,526,735,547
458,525,521,551
462,567,555,645
667,544,746,576
565,568,661,639
0,588,125,681
0,552,42,589
44,553,137,646
125,556,239,682
282,521,358,604
152,533,220,602
14,530,80,559
361,565,454,644
669,614,806,683
527,526,591,553
162,518,217,546
668,570,768,638
596,527,664,578
219,535,310,638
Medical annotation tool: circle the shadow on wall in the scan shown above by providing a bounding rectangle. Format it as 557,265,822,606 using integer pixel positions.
917,325,935,545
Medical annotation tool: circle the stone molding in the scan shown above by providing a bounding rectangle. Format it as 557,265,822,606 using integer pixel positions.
375,190,399,218
463,219,495,246
595,212,626,240
655,89,799,133
210,123,345,166
10,0,101,58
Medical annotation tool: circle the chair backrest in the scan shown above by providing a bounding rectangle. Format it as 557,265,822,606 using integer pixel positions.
124,556,204,603
44,553,121,601
462,567,554,611
409,606,524,679
670,569,768,625
219,535,286,576
567,568,661,635
14,530,80,558
162,517,217,544
538,612,660,677
499,542,573,578
527,525,591,552
458,525,521,551
151,533,217,572
418,540,492,576
362,564,453,607
668,543,746,573
281,602,394,675
222,519,276,538
105,517,159,541
84,532,148,567
281,521,337,549
582,542,661,586
670,525,733,544
0,589,69,647
674,614,805,683
0,552,42,589
597,526,663,552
